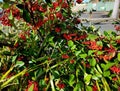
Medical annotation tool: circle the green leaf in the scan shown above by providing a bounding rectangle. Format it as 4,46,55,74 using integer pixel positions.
117,53,120,61
88,34,98,40
11,55,17,62
88,50,96,56
96,51,103,55
89,57,96,67
23,9,31,23
69,74,75,86
3,3,9,9
84,73,92,85
73,82,83,91
79,54,87,59
97,41,103,46
15,61,25,67
75,51,81,56
96,64,103,74
104,31,109,36
52,71,60,79
92,75,99,80
103,71,110,77
71,45,76,50
8,11,13,20
49,36,55,47
28,84,34,91
86,86,92,91
116,36,120,40
3,51,11,55
101,62,115,71
68,40,74,47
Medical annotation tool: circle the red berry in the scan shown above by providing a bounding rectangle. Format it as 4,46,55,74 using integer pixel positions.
114,25,120,31
56,12,63,19
57,83,65,89
62,54,69,59
61,2,68,8
92,84,98,91
38,6,47,12
19,33,26,41
49,14,54,20
70,60,75,64
55,27,61,32
53,2,59,9
76,0,83,4
76,18,81,24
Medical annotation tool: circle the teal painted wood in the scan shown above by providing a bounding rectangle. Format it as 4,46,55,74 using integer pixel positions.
96,2,105,11
87,3,93,12
105,2,114,11
86,2,114,11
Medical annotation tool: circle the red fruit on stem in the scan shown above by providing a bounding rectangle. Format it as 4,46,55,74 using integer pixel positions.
92,84,98,91
62,54,69,59
19,33,26,41
61,2,68,8
57,83,65,89
63,34,72,40
53,2,59,9
56,12,63,19
38,6,47,12
25,80,38,91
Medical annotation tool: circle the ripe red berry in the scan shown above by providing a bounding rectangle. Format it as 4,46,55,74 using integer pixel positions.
114,25,120,31
75,18,81,24
55,27,61,32
57,83,65,89
53,2,59,9
70,60,75,64
76,0,83,4
19,33,26,41
56,12,63,19
62,54,69,59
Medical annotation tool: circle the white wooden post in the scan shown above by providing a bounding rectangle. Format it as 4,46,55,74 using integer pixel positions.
111,0,120,19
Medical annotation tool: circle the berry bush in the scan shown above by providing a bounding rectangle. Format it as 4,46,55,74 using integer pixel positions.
0,0,120,91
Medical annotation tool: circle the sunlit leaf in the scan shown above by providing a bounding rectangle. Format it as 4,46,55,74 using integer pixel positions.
79,54,87,59
86,86,92,91
84,73,92,85
28,84,34,91
69,74,75,86
89,57,96,67
15,61,25,67
68,40,74,47
101,62,115,71
117,52,120,61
